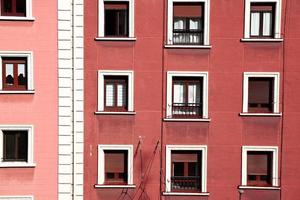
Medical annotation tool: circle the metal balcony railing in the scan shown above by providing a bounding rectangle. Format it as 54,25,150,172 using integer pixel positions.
171,176,201,192
173,32,204,45
172,103,202,117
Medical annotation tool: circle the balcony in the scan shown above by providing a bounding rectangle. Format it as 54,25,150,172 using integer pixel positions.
171,176,201,192
172,103,202,118
173,32,204,45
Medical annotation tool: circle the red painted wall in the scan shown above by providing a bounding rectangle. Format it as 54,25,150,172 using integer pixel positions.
84,0,300,199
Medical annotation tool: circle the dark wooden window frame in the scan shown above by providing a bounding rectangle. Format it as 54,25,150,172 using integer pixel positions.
250,3,275,38
2,57,27,91
172,77,203,118
104,76,128,112
1,0,26,17
3,130,28,162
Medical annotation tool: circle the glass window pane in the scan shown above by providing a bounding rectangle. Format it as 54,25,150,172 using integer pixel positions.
263,12,272,36
173,162,184,176
3,0,12,13
173,83,184,104
5,63,14,85
174,18,184,30
16,0,26,14
18,64,26,86
117,84,125,107
251,12,260,36
105,84,114,107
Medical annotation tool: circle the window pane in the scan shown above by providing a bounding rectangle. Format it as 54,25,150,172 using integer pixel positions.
16,0,26,14
18,63,26,86
263,12,272,36
117,83,126,107
5,63,14,85
105,84,114,107
104,3,128,36
174,18,184,30
3,131,28,161
173,162,184,176
3,0,12,13
188,83,201,104
251,12,260,36
173,83,184,104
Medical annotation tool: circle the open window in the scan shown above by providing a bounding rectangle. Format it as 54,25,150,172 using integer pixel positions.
97,145,133,186
166,71,208,119
165,145,208,194
242,72,280,114
167,0,210,46
242,146,279,187
243,0,282,40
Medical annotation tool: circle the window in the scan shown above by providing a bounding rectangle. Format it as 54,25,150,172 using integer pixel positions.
98,0,134,38
104,2,129,37
242,72,280,114
173,2,204,45
244,0,282,39
97,145,133,186
2,57,27,90
0,0,33,19
0,125,34,167
166,72,208,119
241,146,279,187
0,52,34,93
98,70,134,113
167,0,210,46
165,145,208,194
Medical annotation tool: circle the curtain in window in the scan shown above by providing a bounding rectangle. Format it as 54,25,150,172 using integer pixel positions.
105,84,114,107
188,84,200,104
263,12,272,36
173,83,184,104
117,84,126,107
251,12,260,36
5,64,14,85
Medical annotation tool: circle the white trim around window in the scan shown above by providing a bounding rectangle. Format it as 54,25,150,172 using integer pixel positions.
166,71,209,119
241,146,279,187
98,0,135,38
0,196,34,200
0,125,35,168
0,51,34,93
97,145,134,186
165,145,208,194
0,0,34,21
243,0,282,39
242,72,280,114
167,0,210,46
97,70,134,112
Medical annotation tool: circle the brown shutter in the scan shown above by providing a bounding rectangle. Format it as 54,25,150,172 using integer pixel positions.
247,152,270,175
248,78,273,104
104,2,128,10
173,3,203,17
251,3,274,11
171,151,199,162
105,151,126,173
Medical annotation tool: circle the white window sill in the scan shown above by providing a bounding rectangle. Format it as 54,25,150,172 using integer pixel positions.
163,192,210,196
164,44,212,49
95,111,136,115
239,113,282,117
163,118,211,122
95,37,137,41
0,16,35,21
0,162,36,168
0,90,35,94
94,184,136,188
241,38,283,42
238,186,280,190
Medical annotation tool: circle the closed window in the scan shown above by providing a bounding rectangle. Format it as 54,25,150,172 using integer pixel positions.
104,76,128,111
1,0,26,16
247,151,272,186
104,150,128,184
104,2,129,37
3,130,28,162
250,3,275,38
171,151,202,192
2,57,27,90
173,2,204,45
248,77,273,113
172,77,203,118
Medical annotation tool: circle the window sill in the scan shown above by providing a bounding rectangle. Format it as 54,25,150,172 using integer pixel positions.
164,44,212,49
241,38,283,42
95,111,136,115
95,37,137,41
0,16,35,21
238,186,280,190
239,113,282,117
0,90,35,94
163,192,210,196
163,118,211,122
94,184,136,188
0,162,36,168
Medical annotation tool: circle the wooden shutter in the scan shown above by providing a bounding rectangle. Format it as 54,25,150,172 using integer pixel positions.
173,3,203,17
248,152,270,175
105,151,126,173
104,2,128,10
251,3,274,12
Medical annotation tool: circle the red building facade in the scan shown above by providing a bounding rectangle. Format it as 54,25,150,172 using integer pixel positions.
84,0,300,199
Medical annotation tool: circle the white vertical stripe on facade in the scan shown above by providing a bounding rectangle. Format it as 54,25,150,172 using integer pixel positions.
58,0,84,199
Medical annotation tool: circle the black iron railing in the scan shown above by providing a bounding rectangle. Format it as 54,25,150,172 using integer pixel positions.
171,176,201,192
173,32,204,45
172,103,202,117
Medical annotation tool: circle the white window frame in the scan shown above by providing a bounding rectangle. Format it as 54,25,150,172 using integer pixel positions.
0,51,34,93
167,0,210,46
242,72,280,114
0,125,35,168
0,0,34,21
97,70,134,113
165,145,208,194
244,0,282,39
97,145,133,185
241,146,279,187
0,196,34,200
166,71,208,119
98,0,135,38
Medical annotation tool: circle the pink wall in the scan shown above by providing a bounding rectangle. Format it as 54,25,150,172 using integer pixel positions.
0,1,57,200
85,0,300,199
